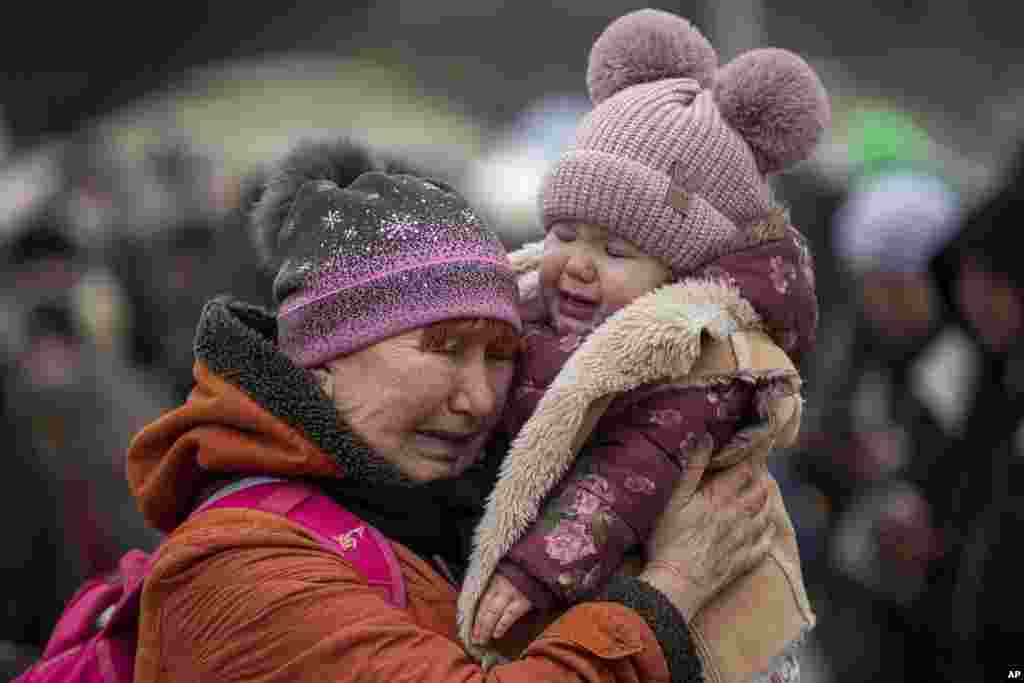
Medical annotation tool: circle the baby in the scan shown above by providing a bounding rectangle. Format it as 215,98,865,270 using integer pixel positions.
457,9,829,683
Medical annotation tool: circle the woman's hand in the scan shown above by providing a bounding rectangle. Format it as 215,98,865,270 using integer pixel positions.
640,441,775,620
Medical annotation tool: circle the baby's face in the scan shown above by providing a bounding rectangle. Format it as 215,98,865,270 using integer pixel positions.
540,221,672,335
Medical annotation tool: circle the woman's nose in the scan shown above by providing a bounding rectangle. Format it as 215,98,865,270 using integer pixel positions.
451,361,498,419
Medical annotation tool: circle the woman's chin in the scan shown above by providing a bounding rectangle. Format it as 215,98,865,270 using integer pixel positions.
398,458,456,483
404,448,465,483
391,428,494,482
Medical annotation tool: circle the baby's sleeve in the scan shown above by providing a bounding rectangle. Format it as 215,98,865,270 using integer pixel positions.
501,380,755,603
499,325,581,441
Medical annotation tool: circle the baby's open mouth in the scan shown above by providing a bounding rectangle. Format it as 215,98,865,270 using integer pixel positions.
558,290,598,318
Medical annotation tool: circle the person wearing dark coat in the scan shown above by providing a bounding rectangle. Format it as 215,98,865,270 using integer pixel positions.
923,139,1024,681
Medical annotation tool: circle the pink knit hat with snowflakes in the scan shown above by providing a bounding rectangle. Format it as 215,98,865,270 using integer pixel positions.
254,154,521,368
540,9,830,274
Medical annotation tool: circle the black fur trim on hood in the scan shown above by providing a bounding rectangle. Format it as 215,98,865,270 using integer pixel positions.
193,295,404,486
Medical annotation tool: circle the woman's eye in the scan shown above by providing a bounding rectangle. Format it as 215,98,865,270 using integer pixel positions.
486,350,517,363
438,339,461,354
606,243,631,258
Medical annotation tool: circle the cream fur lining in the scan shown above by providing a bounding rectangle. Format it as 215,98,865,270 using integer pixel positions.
457,241,771,658
509,239,545,275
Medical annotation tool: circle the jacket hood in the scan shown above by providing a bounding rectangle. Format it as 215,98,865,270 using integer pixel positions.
126,297,403,533
511,224,818,367
689,225,818,366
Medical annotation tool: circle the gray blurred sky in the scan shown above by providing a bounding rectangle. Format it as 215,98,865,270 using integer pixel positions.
4,1,1021,184
267,1,1023,160
344,0,1021,132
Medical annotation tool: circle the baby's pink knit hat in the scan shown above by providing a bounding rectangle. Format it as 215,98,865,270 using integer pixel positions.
540,9,830,274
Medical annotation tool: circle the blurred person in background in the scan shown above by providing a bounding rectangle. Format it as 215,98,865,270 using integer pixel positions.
0,197,168,677
924,136,1024,680
790,109,965,682
769,165,848,578
0,327,81,678
108,143,274,402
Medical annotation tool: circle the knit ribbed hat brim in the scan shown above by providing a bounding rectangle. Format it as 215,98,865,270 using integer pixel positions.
541,149,741,273
279,258,520,368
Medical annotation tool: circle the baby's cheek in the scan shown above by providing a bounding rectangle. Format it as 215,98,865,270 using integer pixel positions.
538,246,568,287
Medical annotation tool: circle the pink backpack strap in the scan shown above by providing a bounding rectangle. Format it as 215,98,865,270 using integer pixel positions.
192,477,406,608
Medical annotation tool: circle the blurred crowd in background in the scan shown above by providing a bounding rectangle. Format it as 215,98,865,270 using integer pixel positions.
1,2,1021,681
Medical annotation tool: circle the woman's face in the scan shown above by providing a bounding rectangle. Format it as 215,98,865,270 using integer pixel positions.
540,222,672,335
316,320,519,483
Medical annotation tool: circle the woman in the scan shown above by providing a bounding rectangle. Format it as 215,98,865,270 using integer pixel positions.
126,140,776,683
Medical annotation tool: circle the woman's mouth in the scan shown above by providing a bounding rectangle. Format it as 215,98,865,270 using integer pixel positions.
414,429,480,456
413,429,488,474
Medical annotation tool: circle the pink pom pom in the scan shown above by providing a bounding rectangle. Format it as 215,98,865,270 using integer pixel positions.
713,48,830,175
586,9,718,105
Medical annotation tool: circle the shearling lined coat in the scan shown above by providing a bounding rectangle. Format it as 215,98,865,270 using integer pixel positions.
126,297,712,683
458,227,818,683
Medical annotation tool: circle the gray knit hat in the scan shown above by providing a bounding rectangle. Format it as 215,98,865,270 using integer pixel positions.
251,140,521,368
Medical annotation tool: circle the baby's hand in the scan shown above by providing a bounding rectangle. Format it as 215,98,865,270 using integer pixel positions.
472,573,533,645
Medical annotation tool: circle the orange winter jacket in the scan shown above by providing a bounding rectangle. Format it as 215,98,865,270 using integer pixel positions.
126,297,696,683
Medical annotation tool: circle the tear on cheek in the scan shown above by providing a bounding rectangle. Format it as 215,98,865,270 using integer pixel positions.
493,371,515,403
